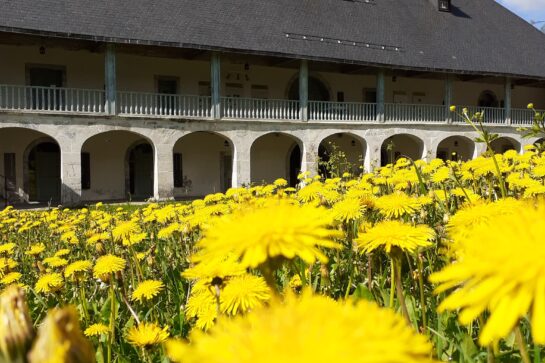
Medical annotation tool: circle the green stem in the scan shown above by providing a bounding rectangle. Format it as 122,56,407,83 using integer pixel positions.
515,325,531,363
107,278,116,363
417,254,427,334
394,258,411,325
389,257,395,309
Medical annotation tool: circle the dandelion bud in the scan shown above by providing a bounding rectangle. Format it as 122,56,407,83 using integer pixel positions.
462,107,468,115
28,306,95,363
528,103,534,109
0,286,34,362
95,242,105,255
449,105,456,112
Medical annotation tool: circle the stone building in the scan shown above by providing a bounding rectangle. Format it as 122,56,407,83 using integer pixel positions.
0,0,544,205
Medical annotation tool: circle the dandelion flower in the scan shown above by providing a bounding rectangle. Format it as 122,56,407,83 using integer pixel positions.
54,249,71,257
0,272,22,285
93,254,126,279
332,197,364,222
64,260,92,279
356,220,434,254
35,273,63,293
25,243,45,256
131,280,165,302
84,323,109,337
172,292,435,363
220,274,271,315
0,243,16,255
42,257,68,268
165,339,187,362
194,199,341,269
431,200,545,346
374,193,423,219
126,323,169,348
112,220,140,242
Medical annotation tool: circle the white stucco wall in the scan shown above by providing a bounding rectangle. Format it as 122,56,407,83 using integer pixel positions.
436,136,475,161
251,133,299,184
173,132,232,197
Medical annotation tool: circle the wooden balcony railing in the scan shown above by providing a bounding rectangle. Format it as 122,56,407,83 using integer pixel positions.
0,85,106,113
222,97,299,120
118,92,211,118
309,101,376,122
1,84,543,126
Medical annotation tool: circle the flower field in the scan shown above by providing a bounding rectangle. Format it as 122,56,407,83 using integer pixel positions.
1,147,545,362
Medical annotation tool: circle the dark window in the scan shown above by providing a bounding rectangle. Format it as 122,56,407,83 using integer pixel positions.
81,152,90,190
337,91,345,102
27,66,65,110
363,88,377,103
3,153,16,192
173,153,183,188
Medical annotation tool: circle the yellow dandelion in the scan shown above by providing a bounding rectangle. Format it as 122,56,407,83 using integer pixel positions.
356,220,434,255
131,280,165,302
84,323,109,337
331,197,364,222
35,273,63,293
173,292,435,363
0,271,22,285
42,256,68,268
112,220,140,242
194,199,341,269
126,323,169,348
93,254,126,279
0,243,16,255
374,192,423,219
54,249,71,257
431,200,545,346
25,243,46,256
64,260,92,279
220,274,271,315
165,339,187,363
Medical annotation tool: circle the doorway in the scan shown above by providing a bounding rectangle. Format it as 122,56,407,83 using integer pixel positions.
128,143,154,199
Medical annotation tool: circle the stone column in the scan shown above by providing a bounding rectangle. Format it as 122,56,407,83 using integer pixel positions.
60,137,83,206
376,70,385,122
300,139,319,177
232,136,252,188
211,53,221,120
105,44,117,115
153,142,175,200
364,138,383,172
299,60,309,122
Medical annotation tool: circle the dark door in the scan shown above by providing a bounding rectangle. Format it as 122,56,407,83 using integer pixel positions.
28,67,65,110
156,78,178,115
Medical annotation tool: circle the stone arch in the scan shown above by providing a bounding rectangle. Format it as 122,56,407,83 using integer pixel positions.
534,138,545,149
286,73,331,101
0,127,61,205
81,130,155,201
380,133,425,166
478,90,499,108
489,136,520,154
250,132,303,186
318,132,366,177
173,131,234,198
436,136,475,162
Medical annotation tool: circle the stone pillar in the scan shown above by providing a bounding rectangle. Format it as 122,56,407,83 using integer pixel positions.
300,139,319,177
211,53,221,120
299,60,309,122
232,137,252,188
364,139,382,172
444,75,453,123
60,139,82,206
105,44,117,115
376,70,385,122
153,142,175,200
504,77,512,125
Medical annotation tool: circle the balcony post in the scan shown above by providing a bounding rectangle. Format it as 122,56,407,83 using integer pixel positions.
104,43,117,115
376,70,385,122
504,77,512,125
299,60,309,121
444,75,453,123
211,53,221,120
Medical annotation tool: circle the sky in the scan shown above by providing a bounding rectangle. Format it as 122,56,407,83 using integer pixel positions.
496,0,545,27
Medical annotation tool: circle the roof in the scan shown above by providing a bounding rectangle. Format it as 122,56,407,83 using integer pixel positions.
1,0,545,79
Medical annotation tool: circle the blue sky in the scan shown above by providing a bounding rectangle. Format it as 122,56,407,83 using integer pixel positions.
496,0,545,27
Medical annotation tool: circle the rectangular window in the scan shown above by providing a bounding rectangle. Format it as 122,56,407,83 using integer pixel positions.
156,77,179,115
26,65,66,110
363,88,377,103
3,153,16,192
156,77,179,95
173,153,183,188
225,83,244,98
81,152,90,190
337,91,345,102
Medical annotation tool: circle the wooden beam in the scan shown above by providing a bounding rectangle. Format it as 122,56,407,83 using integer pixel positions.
105,44,117,115
299,60,308,121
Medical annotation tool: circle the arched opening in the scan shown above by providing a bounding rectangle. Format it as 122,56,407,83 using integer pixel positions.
318,133,365,178
478,90,499,108
436,136,475,162
489,137,520,154
534,138,545,150
26,141,61,203
380,134,424,166
81,131,154,201
251,133,302,187
0,128,61,206
288,76,331,101
173,132,234,198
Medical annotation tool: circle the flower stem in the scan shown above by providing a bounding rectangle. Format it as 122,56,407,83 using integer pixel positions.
515,325,531,363
417,253,427,334
389,257,395,309
107,278,116,363
394,258,411,325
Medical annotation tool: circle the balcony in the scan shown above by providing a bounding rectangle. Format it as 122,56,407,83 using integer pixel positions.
0,84,541,126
